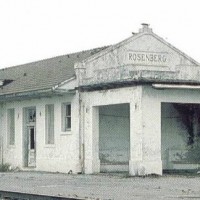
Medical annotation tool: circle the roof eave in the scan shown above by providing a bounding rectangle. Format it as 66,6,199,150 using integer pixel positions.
0,87,76,102
79,79,200,92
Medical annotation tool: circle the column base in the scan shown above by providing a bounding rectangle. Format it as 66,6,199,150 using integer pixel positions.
84,158,100,174
129,160,162,176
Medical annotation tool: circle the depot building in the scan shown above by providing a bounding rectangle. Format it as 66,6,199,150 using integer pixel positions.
0,24,200,176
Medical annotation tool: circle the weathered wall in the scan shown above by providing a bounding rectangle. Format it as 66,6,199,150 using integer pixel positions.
81,86,162,175
99,104,130,169
75,26,200,175
0,93,80,173
81,87,136,174
76,30,199,86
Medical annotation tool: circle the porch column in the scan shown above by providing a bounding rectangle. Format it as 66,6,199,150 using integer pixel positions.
129,86,162,176
84,106,100,174
129,87,143,176
141,100,162,175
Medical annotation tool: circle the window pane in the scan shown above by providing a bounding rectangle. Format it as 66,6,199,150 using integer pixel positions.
66,117,71,129
67,104,71,116
62,103,71,131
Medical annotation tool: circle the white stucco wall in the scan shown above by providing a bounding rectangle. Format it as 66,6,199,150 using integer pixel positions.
2,84,200,175
80,86,161,175
76,31,199,87
0,93,81,173
81,85,200,175
74,26,200,175
2,26,200,176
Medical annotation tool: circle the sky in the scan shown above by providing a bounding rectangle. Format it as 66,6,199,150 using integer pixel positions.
0,0,200,69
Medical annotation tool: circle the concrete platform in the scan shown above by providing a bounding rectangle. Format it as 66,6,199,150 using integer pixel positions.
0,172,200,199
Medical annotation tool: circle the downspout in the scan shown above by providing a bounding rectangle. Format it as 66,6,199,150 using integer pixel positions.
0,103,4,166
1,135,3,165
82,102,85,173
53,78,84,173
75,62,86,174
78,91,85,173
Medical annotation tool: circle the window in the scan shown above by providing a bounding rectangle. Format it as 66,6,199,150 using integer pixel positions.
62,103,71,131
7,108,15,145
28,108,36,122
45,104,54,144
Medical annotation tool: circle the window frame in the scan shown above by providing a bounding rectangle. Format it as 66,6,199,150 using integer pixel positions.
61,103,71,133
7,108,15,146
45,104,55,145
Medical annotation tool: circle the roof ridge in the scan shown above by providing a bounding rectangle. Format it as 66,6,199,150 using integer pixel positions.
79,34,139,64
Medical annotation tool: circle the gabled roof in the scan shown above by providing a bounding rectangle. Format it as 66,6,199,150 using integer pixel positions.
0,47,108,96
76,25,200,89
79,28,199,66
1,25,200,98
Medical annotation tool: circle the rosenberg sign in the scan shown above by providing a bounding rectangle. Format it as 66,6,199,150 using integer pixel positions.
128,52,168,65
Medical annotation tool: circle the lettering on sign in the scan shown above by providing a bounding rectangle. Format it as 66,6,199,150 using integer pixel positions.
128,52,168,65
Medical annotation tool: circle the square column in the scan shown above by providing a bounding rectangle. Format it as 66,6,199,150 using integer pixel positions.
142,99,162,175
84,106,100,174
129,87,143,176
129,86,162,176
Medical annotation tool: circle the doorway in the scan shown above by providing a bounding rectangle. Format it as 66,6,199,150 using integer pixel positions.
23,107,36,167
161,103,200,171
99,104,130,172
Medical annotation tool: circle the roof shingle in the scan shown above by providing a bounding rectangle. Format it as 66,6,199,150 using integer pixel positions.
0,47,107,95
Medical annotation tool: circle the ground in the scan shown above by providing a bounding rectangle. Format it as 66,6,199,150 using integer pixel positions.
0,172,200,199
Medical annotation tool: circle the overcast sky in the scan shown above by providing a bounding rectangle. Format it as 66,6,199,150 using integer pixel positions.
0,0,200,69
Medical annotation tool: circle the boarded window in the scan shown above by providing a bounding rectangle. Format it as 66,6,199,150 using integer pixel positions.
7,108,15,145
45,104,54,144
62,103,71,131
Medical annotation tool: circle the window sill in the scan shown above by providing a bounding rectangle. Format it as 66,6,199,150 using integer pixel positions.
61,130,72,135
8,145,16,149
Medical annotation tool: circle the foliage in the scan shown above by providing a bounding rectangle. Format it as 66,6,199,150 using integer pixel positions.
0,163,11,172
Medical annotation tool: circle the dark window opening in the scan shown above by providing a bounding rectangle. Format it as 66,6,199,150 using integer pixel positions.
30,128,35,150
